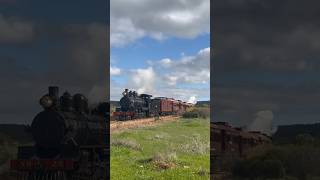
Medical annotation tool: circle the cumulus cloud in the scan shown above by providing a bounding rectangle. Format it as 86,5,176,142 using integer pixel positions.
110,0,209,47
128,67,156,94
110,66,121,75
159,58,172,68
157,47,210,86
111,47,210,102
0,14,34,43
55,23,108,101
0,22,108,124
213,0,320,127
110,18,145,47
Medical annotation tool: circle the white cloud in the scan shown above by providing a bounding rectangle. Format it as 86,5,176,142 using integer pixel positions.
153,88,209,102
129,67,156,94
164,75,178,86
110,0,210,47
159,58,172,68
110,47,210,101
110,66,121,75
110,18,145,47
0,14,34,43
157,47,210,85
110,80,124,100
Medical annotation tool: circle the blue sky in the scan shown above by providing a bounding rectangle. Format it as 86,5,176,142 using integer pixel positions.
110,0,210,102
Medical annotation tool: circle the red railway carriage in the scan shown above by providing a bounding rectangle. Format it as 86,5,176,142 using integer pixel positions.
181,102,188,112
159,98,173,114
211,122,271,157
211,122,241,156
172,99,180,114
176,100,187,114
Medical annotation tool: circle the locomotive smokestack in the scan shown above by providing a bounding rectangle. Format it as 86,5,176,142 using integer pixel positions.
122,89,129,96
49,86,59,98
49,86,59,106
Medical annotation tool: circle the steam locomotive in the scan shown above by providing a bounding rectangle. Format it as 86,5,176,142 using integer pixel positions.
10,86,109,180
113,89,193,120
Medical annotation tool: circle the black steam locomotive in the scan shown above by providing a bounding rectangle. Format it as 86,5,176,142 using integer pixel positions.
115,89,152,118
10,86,109,180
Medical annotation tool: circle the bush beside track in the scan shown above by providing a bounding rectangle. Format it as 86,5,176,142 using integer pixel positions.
182,107,210,119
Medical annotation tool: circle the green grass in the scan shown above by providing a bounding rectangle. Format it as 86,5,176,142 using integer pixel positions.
110,118,210,180
0,133,19,175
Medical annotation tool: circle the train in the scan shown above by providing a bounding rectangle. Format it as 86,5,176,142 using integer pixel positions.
211,122,271,157
10,86,109,180
113,89,193,120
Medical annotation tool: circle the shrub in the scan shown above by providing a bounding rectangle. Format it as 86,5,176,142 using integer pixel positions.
232,143,320,180
152,152,177,169
295,134,314,145
233,159,285,179
111,139,142,151
182,107,210,119
182,111,198,118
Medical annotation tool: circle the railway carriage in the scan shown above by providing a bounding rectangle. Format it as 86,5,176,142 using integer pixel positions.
211,122,271,157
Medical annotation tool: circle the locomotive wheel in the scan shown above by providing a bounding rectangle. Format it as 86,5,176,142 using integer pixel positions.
68,148,108,180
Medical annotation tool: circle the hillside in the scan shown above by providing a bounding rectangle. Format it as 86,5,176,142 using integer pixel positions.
0,124,32,143
195,101,210,107
110,101,119,107
273,123,320,144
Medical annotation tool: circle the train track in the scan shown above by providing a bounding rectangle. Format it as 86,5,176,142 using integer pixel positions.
110,115,180,133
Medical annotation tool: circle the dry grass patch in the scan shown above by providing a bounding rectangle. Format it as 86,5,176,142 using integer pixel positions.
111,139,142,151
152,152,178,170
197,167,208,176
180,135,209,155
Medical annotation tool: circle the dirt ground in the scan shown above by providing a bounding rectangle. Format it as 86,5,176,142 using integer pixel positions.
110,115,180,133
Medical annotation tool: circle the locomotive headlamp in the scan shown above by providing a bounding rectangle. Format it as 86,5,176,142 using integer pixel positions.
40,95,53,109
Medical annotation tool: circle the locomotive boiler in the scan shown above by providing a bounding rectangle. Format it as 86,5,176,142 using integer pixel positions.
119,89,151,112
10,86,109,180
114,89,152,120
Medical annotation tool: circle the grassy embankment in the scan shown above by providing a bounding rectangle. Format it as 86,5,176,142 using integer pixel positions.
110,118,210,180
0,133,19,179
0,125,33,179
229,134,320,180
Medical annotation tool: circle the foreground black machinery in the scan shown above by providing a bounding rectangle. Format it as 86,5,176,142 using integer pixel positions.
10,86,109,180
